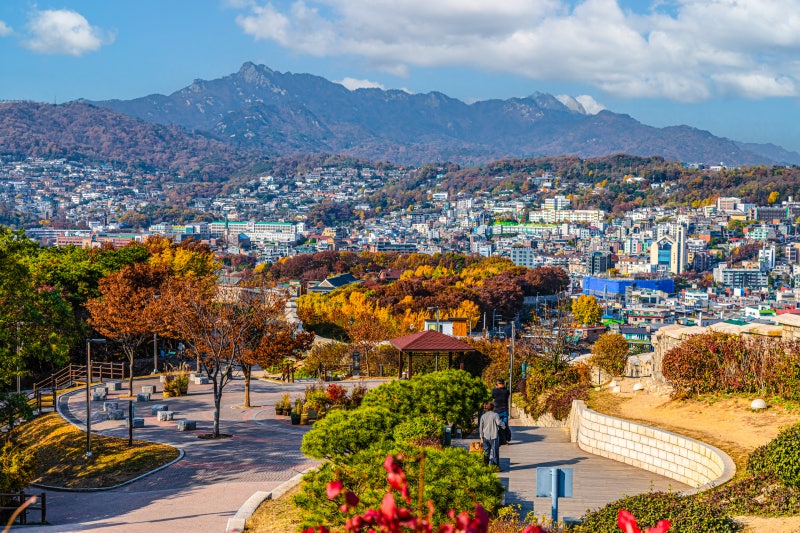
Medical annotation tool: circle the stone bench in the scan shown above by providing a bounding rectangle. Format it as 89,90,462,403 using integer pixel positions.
136,392,151,402
193,377,209,385
107,409,126,420
126,417,145,428
177,420,196,431
106,381,122,391
150,404,168,415
102,401,119,412
142,385,156,394
157,411,175,421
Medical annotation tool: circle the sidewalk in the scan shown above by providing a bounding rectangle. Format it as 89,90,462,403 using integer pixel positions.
466,418,689,523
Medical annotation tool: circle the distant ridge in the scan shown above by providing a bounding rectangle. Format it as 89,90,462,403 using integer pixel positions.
88,62,800,166
1,63,797,169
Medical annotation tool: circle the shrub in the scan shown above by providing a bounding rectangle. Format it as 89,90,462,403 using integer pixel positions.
325,383,348,407
392,415,444,447
541,383,589,421
294,443,504,530
362,370,488,432
576,491,737,533
301,406,400,459
748,422,800,488
348,385,367,409
0,441,36,525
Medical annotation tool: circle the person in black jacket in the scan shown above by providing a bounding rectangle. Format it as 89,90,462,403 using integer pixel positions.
491,379,511,444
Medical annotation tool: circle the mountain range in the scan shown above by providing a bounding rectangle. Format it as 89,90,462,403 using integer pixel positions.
2,62,799,170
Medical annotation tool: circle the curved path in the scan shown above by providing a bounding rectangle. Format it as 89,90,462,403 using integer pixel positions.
27,377,687,531
27,376,327,532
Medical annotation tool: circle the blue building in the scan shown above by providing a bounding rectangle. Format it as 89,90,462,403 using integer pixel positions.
582,276,675,299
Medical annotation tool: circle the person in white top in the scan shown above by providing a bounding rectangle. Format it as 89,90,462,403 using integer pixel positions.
478,401,506,471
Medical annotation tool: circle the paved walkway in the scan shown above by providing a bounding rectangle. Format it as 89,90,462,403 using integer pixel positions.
492,420,688,522
26,377,687,531
26,376,325,533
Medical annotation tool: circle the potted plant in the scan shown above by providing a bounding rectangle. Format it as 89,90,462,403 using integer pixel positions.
290,398,302,425
163,373,177,397
276,393,291,415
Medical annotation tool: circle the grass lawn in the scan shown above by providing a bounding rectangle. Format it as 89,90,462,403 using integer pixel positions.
11,412,179,489
245,484,303,533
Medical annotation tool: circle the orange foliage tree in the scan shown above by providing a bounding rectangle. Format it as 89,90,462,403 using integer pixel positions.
85,263,167,396
238,290,315,407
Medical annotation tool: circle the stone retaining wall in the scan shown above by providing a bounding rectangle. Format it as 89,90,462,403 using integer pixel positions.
568,400,735,493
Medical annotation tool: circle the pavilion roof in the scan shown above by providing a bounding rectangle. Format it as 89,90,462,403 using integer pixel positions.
389,330,475,352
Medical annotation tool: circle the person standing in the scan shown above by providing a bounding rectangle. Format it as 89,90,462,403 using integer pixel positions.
492,379,511,444
479,401,506,471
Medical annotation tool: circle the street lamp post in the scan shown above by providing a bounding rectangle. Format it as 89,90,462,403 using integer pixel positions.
16,322,21,394
153,333,158,374
85,338,106,458
509,321,515,417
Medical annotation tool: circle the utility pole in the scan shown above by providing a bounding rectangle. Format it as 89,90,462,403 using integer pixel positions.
509,321,515,416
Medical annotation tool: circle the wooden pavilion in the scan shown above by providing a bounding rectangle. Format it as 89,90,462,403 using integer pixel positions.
389,330,475,378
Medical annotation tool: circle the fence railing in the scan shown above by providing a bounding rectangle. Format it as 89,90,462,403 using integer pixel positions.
0,492,46,526
32,362,126,394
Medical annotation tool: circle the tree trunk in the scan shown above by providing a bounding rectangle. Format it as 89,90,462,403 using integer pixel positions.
212,374,221,438
126,349,135,397
243,364,251,408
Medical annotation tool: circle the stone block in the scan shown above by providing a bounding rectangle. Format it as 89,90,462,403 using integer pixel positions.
107,409,125,420
177,419,196,431
142,385,156,394
92,392,106,401
151,404,168,415
157,411,174,421
102,401,119,412
126,417,144,428
136,392,151,402
107,381,122,391
159,375,167,383
193,377,209,385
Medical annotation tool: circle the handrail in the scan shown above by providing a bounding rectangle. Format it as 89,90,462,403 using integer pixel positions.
0,492,46,525
33,362,126,393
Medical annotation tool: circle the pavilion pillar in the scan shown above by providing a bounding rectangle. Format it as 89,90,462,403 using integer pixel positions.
408,352,413,379
398,350,403,379
448,353,453,369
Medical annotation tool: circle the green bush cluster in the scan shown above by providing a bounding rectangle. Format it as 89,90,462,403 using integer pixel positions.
748,422,800,488
361,369,489,432
392,414,444,447
301,407,400,459
295,442,503,530
296,370,501,530
576,491,739,533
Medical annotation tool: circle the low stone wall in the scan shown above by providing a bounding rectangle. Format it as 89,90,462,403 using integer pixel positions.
568,400,735,493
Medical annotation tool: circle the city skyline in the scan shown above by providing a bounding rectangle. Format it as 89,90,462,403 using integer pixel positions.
2,1,800,153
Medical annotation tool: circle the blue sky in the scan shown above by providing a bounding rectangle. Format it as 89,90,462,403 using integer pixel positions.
2,1,800,154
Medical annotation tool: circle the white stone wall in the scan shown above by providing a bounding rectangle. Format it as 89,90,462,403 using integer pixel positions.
568,400,735,493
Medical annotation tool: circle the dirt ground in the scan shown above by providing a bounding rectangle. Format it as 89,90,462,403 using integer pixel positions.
593,378,800,533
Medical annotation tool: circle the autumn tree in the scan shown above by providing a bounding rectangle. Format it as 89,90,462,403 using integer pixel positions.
160,276,270,437
86,263,167,396
590,332,630,377
238,290,314,407
572,294,602,325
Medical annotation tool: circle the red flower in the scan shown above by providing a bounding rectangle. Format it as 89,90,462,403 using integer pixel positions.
617,509,671,533
327,480,343,500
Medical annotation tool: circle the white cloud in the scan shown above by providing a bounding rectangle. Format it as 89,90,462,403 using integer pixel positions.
234,0,800,102
574,95,605,115
0,21,12,37
24,9,113,56
336,77,385,91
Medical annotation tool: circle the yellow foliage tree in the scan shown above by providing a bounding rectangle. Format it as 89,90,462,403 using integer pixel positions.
572,294,602,326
